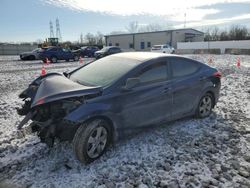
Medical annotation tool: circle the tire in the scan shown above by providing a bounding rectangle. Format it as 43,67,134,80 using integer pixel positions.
73,55,79,61
195,93,214,118
29,55,35,60
51,56,57,63
73,119,112,164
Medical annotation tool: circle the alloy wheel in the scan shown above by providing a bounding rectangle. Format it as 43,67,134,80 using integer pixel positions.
87,126,108,158
199,95,212,117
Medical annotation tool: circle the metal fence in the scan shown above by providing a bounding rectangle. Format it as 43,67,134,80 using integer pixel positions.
0,44,38,55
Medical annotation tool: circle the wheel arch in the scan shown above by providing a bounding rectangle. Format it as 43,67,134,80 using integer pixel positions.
204,90,216,108
80,115,116,144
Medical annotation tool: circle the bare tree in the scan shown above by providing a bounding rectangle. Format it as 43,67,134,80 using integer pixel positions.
203,28,211,41
96,32,104,46
211,27,220,41
229,25,248,40
138,23,173,32
220,31,229,41
126,21,139,33
85,33,96,45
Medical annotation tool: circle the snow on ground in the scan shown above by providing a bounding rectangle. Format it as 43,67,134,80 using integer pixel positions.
0,55,249,188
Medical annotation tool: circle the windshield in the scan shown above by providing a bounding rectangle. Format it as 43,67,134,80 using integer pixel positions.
100,47,110,52
70,56,139,87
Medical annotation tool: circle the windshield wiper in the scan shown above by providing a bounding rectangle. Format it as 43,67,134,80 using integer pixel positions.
74,79,98,87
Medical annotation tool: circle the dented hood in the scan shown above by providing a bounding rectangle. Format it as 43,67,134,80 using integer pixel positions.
31,74,102,108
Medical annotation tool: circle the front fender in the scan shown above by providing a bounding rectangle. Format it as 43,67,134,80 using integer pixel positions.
64,102,112,123
64,102,120,141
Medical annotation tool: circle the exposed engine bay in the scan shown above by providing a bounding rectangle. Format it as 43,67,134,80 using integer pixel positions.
16,73,102,147
17,95,84,146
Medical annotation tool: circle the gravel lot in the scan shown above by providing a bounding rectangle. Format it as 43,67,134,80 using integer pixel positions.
0,55,249,188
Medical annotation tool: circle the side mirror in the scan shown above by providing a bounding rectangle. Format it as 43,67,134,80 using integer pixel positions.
122,78,140,90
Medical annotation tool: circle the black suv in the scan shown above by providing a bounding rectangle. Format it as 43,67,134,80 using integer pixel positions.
73,46,99,58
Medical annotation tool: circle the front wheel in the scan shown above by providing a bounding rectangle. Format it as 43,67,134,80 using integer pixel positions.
73,119,111,164
196,93,214,118
73,55,79,61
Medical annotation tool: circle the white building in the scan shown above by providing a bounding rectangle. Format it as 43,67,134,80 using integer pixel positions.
105,28,204,51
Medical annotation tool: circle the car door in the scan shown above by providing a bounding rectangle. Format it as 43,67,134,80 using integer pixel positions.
56,48,64,59
169,57,202,118
108,48,115,55
119,61,172,129
63,48,73,59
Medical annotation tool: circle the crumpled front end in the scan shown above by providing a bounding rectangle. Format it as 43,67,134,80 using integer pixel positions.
16,73,102,146
28,98,84,146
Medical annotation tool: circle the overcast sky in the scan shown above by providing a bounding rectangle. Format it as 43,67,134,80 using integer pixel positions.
0,0,250,42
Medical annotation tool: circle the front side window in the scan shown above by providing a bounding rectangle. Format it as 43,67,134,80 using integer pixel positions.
62,48,70,52
171,58,199,78
136,62,168,85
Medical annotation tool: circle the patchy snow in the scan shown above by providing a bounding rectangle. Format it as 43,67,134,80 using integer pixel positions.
0,55,249,188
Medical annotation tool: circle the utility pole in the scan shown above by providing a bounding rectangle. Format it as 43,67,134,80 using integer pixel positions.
49,21,54,38
80,33,83,44
56,18,62,42
184,12,186,28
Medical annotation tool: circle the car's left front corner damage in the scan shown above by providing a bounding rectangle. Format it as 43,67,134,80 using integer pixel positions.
17,95,85,146
16,76,103,147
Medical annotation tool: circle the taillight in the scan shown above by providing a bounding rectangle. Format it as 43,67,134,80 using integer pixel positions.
213,71,222,78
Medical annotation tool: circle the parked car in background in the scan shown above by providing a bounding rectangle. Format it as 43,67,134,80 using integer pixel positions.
94,46,122,59
20,48,42,60
38,47,79,63
17,52,221,164
73,46,99,57
151,44,175,54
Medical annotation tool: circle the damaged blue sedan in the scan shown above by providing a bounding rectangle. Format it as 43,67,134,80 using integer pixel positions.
17,52,221,163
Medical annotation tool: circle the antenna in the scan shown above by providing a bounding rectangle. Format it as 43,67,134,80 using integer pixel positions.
56,18,62,42
184,12,186,28
49,21,54,38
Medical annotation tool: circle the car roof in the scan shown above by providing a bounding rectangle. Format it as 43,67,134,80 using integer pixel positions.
111,52,179,62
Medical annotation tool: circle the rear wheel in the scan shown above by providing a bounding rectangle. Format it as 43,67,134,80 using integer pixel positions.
73,119,111,164
196,93,214,118
51,56,57,63
73,55,79,61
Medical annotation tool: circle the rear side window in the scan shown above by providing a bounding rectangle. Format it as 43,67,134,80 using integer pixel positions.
136,62,168,85
110,47,121,53
171,58,199,78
